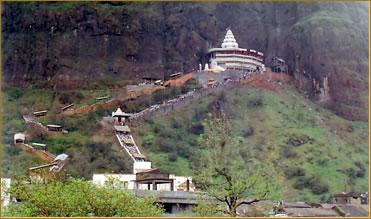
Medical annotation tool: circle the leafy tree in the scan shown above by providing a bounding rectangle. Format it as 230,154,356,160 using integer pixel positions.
193,112,276,216
2,178,164,217
193,201,223,217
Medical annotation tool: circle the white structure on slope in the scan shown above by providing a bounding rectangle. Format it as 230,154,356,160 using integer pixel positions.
1,178,11,207
93,108,195,192
92,173,195,192
208,28,266,73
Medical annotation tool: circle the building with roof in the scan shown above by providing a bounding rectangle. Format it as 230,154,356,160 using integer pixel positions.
207,29,265,73
92,169,195,192
112,107,131,124
93,108,195,193
14,133,26,144
331,192,369,205
271,57,288,73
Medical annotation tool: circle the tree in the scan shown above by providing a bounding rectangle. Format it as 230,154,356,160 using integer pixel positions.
193,112,275,216
2,178,164,217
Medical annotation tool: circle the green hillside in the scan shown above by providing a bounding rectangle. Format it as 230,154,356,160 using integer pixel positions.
131,84,369,202
2,82,368,202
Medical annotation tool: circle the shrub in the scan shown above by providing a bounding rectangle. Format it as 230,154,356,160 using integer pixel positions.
175,145,192,159
168,153,178,162
286,133,313,147
294,174,329,194
242,125,254,137
344,167,356,178
193,202,223,217
8,87,24,100
285,166,306,178
354,161,366,177
188,123,204,135
311,182,329,194
98,76,117,88
154,138,173,153
58,91,84,104
280,146,297,158
171,118,181,129
4,178,164,217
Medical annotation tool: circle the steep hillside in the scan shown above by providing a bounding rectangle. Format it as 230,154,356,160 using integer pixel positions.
131,84,369,202
2,75,368,202
2,2,369,120
1,87,131,179
1,82,197,179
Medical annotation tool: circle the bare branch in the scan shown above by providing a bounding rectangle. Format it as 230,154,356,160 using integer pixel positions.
235,199,261,208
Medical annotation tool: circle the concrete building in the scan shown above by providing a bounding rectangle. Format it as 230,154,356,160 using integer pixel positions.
93,170,195,192
14,133,26,144
207,29,265,73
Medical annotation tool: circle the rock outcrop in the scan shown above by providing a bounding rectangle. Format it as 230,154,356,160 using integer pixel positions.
2,2,369,120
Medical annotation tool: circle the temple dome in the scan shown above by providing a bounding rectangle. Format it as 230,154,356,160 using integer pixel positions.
221,29,239,49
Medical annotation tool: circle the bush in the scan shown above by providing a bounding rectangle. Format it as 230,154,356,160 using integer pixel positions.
98,76,117,88
171,118,181,129
285,166,306,178
294,174,329,194
58,91,84,104
8,87,24,100
311,182,329,194
168,153,178,162
193,202,223,217
154,138,173,153
4,178,164,217
175,144,192,159
344,165,365,178
280,146,297,158
286,133,313,147
188,123,204,135
354,161,366,177
344,167,356,178
242,125,254,137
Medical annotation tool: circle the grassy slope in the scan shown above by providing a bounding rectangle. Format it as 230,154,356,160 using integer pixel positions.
2,86,128,179
2,83,368,202
131,84,369,202
2,82,197,179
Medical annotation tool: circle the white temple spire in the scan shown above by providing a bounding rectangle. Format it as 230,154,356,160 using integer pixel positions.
221,29,239,49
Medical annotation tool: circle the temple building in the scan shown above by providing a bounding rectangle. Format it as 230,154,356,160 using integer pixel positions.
207,29,265,73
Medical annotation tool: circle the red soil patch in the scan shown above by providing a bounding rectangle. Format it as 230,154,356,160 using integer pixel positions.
241,72,293,91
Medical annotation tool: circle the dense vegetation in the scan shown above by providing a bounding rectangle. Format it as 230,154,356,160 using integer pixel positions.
2,178,164,217
2,77,368,203
131,84,369,202
1,79,200,179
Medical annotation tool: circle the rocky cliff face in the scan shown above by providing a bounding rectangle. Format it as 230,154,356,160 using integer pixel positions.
2,2,369,120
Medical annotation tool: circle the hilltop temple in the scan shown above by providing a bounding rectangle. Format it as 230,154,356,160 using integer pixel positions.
206,29,266,73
